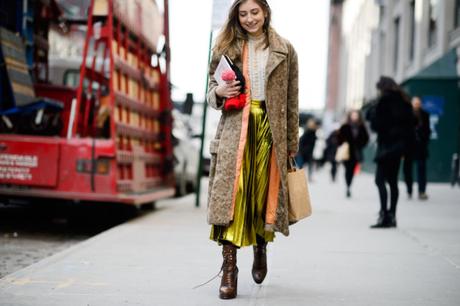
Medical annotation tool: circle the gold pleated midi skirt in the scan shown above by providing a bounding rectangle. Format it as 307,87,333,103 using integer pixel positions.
210,100,275,247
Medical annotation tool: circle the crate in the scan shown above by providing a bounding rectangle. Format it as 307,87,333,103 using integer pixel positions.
76,0,174,195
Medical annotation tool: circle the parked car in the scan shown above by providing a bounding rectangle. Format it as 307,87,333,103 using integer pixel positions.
172,109,199,196
187,103,220,176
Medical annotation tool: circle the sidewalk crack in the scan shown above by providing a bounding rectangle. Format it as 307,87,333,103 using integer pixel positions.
400,229,460,270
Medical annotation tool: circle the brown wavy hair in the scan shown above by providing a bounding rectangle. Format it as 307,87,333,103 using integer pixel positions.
213,0,271,59
376,76,410,104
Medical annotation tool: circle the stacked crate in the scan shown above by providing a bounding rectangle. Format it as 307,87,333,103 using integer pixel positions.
107,2,166,193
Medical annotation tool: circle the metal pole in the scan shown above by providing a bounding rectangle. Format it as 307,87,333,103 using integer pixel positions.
163,0,171,81
195,31,214,208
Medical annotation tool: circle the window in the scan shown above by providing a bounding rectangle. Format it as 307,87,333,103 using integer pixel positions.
63,70,80,88
455,0,460,28
56,0,91,19
409,0,416,61
394,17,400,73
428,0,439,47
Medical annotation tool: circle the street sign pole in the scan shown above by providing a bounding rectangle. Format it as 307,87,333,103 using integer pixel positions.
195,30,213,208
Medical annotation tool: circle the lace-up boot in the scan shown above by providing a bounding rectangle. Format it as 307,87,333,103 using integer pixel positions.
219,244,238,299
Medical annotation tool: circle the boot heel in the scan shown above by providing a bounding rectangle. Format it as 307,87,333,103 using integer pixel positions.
235,272,238,296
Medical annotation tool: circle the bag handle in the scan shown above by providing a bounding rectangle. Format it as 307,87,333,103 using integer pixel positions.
288,157,298,172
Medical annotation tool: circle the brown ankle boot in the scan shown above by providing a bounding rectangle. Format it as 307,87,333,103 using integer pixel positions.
219,244,238,299
252,243,267,284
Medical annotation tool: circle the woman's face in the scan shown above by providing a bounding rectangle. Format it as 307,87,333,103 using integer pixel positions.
350,111,359,123
238,0,266,36
412,97,422,110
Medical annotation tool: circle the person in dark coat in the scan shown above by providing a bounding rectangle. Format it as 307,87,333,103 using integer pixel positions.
338,110,369,197
403,96,431,200
368,76,415,228
298,118,318,179
323,128,340,182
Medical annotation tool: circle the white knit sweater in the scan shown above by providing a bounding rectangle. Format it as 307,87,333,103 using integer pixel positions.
248,34,269,101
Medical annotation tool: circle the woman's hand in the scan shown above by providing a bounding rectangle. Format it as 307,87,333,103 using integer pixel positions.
215,80,241,98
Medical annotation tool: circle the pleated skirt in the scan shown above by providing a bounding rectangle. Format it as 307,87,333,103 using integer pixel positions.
210,100,275,247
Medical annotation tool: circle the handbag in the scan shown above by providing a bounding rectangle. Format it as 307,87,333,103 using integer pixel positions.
287,158,312,223
335,142,350,162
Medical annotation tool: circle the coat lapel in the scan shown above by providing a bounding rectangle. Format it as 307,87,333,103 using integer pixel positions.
265,29,288,79
266,51,286,79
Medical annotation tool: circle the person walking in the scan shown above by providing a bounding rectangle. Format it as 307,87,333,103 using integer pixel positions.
206,0,299,299
403,96,431,200
298,118,318,180
338,111,369,198
368,76,415,228
324,128,340,182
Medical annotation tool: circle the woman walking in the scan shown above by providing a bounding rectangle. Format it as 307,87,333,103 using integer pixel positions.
206,0,299,299
338,110,369,198
298,119,318,180
323,128,340,182
369,76,415,228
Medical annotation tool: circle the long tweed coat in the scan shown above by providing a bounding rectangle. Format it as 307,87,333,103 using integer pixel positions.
206,29,299,236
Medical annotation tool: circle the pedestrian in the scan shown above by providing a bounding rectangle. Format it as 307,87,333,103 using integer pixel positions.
323,127,340,182
338,110,369,198
368,76,415,228
206,0,299,299
403,96,431,200
298,118,318,180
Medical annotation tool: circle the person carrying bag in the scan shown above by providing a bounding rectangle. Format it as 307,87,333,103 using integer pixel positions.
206,0,300,299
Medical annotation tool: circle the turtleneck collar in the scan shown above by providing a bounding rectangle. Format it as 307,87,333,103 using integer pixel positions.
248,32,265,42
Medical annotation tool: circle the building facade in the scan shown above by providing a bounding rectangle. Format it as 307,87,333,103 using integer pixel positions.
325,0,344,117
325,0,460,182
326,0,460,115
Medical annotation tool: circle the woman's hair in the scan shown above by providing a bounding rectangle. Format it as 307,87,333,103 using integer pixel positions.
376,76,399,92
376,76,410,103
213,0,271,58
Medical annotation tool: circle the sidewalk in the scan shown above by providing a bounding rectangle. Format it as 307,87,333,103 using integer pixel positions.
1,168,459,305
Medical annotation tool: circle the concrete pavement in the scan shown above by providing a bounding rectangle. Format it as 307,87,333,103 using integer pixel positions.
0,168,459,305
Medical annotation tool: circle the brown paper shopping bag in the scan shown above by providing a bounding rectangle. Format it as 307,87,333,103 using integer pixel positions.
335,142,350,162
287,158,312,223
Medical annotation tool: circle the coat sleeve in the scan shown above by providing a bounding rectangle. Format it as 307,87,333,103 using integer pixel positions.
370,98,386,133
206,51,225,110
422,111,431,143
359,125,370,148
287,43,299,154
337,125,346,145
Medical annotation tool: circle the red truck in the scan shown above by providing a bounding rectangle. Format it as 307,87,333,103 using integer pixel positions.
0,0,175,206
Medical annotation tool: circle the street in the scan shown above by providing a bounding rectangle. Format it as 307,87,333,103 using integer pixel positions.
0,168,459,305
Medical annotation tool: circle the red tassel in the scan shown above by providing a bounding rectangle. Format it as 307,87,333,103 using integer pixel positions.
224,93,246,111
